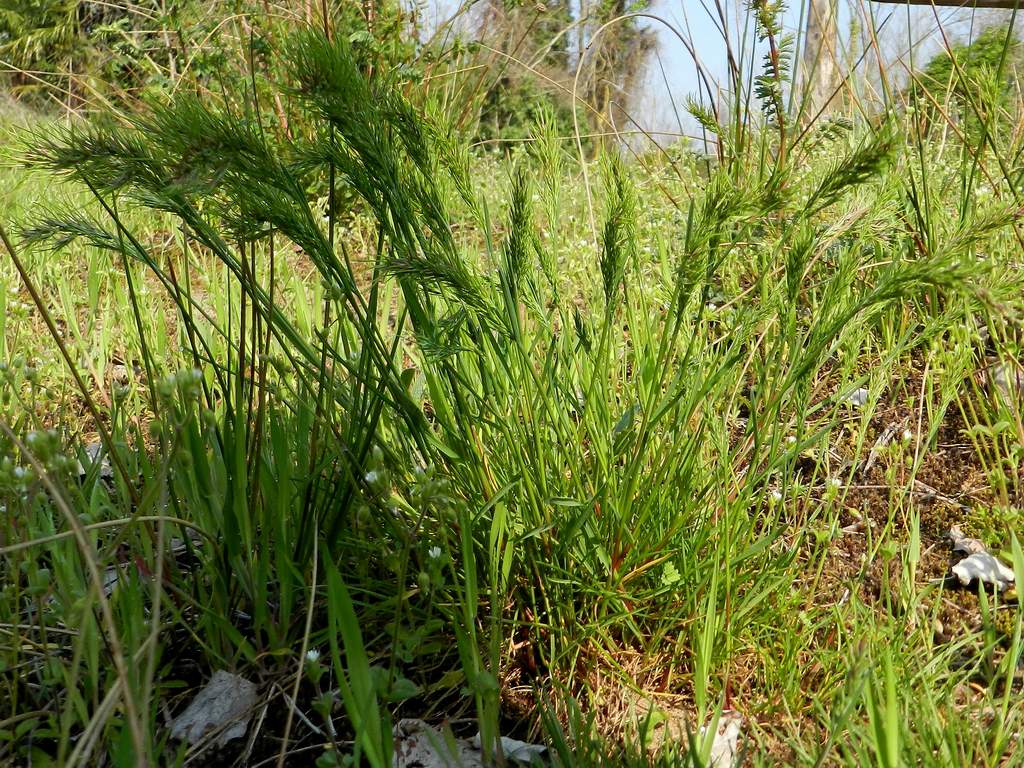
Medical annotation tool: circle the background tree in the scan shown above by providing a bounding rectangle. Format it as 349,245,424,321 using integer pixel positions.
472,0,579,145
468,0,656,148
801,0,841,119
581,0,656,140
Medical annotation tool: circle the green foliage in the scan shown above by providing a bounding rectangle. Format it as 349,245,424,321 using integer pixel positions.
911,24,1022,143
0,0,422,115
750,0,792,144
0,1,137,102
476,73,579,146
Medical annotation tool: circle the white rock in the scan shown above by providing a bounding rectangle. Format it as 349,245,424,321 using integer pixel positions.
76,442,113,482
842,388,870,408
982,360,1023,408
952,552,1015,591
101,564,124,596
170,670,258,748
700,710,743,767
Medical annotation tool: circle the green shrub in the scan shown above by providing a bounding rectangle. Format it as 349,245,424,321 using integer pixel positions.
910,24,1022,144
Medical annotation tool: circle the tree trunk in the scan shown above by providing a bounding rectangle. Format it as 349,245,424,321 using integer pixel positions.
802,0,840,119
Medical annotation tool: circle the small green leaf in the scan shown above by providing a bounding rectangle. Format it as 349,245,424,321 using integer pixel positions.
388,676,420,702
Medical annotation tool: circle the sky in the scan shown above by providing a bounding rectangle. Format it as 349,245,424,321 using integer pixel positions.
637,0,1022,135
423,0,1024,138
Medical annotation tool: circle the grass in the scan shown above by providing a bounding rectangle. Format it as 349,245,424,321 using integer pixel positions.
1,7,1024,767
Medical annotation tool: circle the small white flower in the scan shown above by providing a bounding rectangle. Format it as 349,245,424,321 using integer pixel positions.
770,490,783,503
428,546,442,560
364,469,379,485
305,649,321,664
826,477,842,490
786,435,798,446
902,429,913,442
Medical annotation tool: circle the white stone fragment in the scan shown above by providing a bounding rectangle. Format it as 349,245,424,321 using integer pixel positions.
952,552,1015,591
700,710,743,767
76,441,113,481
170,671,258,748
981,359,1023,409
843,387,870,407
